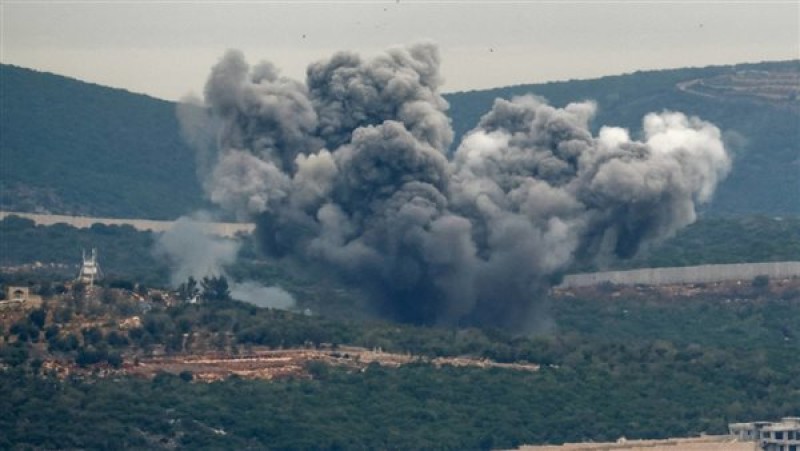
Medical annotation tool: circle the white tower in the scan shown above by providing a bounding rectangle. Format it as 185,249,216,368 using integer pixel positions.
77,248,101,287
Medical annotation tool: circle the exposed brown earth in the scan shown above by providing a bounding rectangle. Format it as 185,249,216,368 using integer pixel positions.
40,346,540,382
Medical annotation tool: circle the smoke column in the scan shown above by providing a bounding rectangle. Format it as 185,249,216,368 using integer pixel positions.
154,213,296,310
181,43,731,328
154,214,239,287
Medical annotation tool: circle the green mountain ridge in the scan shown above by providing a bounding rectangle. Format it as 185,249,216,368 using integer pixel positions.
0,64,207,219
1,60,798,219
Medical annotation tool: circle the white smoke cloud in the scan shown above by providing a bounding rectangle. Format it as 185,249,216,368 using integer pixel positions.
154,213,295,310
229,282,295,310
154,213,239,287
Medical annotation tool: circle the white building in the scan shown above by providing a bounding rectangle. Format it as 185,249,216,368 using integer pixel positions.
760,417,800,451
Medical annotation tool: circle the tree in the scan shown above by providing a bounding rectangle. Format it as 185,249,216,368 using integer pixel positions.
82,326,104,346
752,275,769,289
106,352,123,368
75,347,106,367
28,308,47,329
106,330,129,347
11,321,38,342
44,325,60,341
177,276,199,301
201,275,230,302
179,370,194,382
0,343,29,366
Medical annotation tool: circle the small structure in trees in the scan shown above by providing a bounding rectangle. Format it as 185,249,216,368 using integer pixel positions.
1,286,42,308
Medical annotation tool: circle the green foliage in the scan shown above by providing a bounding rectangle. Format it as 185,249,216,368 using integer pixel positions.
179,370,194,382
0,215,169,285
551,296,800,351
75,347,106,367
589,215,800,272
27,308,47,329
81,326,104,346
2,286,800,448
0,346,797,449
752,275,770,288
0,64,208,219
177,276,200,301
200,275,230,302
0,343,29,366
10,320,40,342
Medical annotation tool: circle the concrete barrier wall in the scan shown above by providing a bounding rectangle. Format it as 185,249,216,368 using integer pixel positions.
0,211,255,238
561,261,800,288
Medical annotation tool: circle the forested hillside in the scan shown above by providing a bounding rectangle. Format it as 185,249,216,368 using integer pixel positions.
1,61,798,218
0,64,206,219
1,285,798,449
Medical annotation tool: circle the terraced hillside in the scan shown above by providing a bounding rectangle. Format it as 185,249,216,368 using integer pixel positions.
677,69,800,106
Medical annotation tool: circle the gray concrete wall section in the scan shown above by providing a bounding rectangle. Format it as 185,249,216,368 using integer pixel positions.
561,262,800,288
0,211,255,238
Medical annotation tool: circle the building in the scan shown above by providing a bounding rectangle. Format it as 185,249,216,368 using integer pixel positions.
1,286,43,308
760,417,800,451
5,286,30,303
729,417,800,451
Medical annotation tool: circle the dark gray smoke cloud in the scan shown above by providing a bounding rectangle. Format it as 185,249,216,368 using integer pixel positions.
182,43,730,329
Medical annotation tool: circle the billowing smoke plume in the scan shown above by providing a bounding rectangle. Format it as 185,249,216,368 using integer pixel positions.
154,214,239,287
182,42,731,328
154,214,295,310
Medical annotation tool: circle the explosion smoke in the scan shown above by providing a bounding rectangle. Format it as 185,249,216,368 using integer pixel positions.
182,42,731,328
154,213,296,310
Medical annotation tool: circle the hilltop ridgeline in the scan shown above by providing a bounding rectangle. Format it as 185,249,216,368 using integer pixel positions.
1,60,798,219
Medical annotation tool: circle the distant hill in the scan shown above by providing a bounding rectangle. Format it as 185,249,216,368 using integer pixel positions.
0,64,207,219
1,61,798,219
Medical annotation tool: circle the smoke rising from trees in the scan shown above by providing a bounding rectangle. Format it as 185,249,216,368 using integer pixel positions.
154,213,296,310
180,42,731,328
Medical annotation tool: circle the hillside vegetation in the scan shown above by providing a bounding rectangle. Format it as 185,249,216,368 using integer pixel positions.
2,214,799,313
0,65,206,219
1,61,798,219
1,283,798,449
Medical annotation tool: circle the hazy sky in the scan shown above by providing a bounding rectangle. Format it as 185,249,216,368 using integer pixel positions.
2,1,798,101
